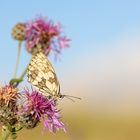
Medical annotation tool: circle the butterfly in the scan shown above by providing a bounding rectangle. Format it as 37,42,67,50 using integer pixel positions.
27,51,81,100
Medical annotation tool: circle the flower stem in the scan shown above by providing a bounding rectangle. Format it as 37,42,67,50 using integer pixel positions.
13,41,22,78
10,64,28,87
0,126,10,140
19,65,28,81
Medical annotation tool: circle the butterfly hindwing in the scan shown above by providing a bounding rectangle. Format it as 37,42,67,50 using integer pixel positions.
27,52,60,97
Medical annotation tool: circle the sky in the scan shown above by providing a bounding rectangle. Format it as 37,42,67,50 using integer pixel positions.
0,0,140,114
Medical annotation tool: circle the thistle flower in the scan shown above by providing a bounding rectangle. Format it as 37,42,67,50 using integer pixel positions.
25,17,70,56
18,89,65,132
0,85,19,125
12,23,26,41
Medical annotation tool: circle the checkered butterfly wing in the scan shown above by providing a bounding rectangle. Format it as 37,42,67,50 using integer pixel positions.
27,52,60,97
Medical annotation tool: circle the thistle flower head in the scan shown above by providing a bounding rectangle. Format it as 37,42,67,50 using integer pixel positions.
12,23,26,41
0,85,18,105
0,85,19,125
19,89,65,132
25,16,70,56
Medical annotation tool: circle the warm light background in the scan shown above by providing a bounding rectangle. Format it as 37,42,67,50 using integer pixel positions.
1,0,140,140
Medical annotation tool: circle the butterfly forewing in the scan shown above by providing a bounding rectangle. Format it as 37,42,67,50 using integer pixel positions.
27,52,60,97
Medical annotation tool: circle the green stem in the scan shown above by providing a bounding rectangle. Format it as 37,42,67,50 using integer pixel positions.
10,54,34,87
10,65,28,87
0,126,10,140
19,65,28,81
13,41,22,78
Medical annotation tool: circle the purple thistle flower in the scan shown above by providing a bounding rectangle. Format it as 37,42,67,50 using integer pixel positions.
25,16,70,56
20,89,65,132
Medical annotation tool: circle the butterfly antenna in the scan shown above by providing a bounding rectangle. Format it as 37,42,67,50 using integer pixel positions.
65,95,81,100
61,94,81,102
64,96,75,102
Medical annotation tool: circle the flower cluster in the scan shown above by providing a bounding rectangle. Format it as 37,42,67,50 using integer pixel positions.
0,85,65,133
12,16,70,56
0,15,70,140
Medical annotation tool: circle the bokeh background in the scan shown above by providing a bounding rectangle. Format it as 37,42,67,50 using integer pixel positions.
1,0,140,139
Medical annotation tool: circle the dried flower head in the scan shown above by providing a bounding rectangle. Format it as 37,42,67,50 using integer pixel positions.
18,89,65,132
25,17,70,56
0,85,19,125
12,23,26,41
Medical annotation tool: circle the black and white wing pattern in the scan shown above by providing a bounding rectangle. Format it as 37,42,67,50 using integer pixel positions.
27,52,60,98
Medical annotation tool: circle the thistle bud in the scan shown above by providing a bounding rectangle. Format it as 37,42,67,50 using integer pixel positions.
12,23,26,41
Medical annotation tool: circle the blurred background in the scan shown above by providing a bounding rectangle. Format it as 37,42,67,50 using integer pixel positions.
1,0,140,139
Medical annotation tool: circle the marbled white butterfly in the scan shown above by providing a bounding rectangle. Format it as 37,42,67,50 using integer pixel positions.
27,52,81,100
